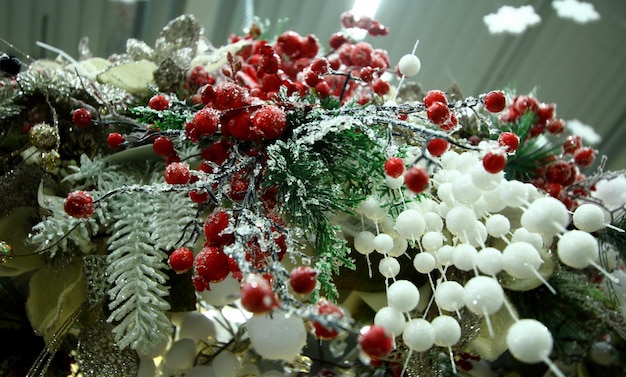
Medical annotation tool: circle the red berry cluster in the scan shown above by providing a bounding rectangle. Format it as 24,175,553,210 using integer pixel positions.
192,209,287,291
384,157,430,194
339,11,389,36
499,94,564,137
423,90,458,131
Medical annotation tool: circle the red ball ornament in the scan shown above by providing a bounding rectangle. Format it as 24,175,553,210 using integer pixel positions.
169,247,194,273
148,94,170,110
194,246,230,283
426,138,450,157
64,190,95,218
358,325,394,359
311,299,344,339
384,157,405,178
497,132,519,152
483,91,506,113
71,108,92,128
289,266,317,294
240,274,276,313
404,166,430,193
106,132,124,149
482,150,507,173
164,162,190,184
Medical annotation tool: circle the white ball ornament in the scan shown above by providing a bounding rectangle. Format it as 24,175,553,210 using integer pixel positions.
421,231,444,252
445,206,477,237
413,252,436,273
423,212,444,232
198,274,241,307
456,152,479,173
485,214,510,238
164,338,197,371
373,233,395,254
247,312,307,360
354,231,376,255
403,318,435,352
511,227,543,251
463,276,504,315
359,196,387,221
506,319,553,364
431,315,461,347
212,351,240,377
499,180,529,208
451,175,482,204
177,312,217,342
387,280,420,312
481,188,507,213
388,236,409,257
452,243,478,271
573,203,608,232
435,245,455,266
502,241,543,279
385,174,405,189
475,247,503,276
395,209,426,240
437,182,456,206
470,164,503,190
521,197,570,236
374,306,406,336
398,54,421,77
434,280,465,312
379,256,401,278
556,230,598,269
440,150,459,170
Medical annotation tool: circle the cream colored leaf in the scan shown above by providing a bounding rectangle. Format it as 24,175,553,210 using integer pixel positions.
190,39,252,73
0,207,42,276
97,59,157,94
26,257,87,345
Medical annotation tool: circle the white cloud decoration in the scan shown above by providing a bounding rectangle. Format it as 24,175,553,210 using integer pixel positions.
552,0,600,23
565,119,602,145
483,5,541,34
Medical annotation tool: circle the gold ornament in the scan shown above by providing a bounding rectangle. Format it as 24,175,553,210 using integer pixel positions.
28,122,60,150
39,150,61,171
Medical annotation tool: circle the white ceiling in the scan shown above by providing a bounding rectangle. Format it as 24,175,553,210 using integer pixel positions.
3,0,626,170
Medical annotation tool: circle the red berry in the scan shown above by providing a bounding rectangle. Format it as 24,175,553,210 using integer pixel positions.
546,118,565,134
483,90,506,113
300,35,319,58
372,78,390,95
213,82,250,110
497,132,520,152
350,42,373,66
189,189,209,204
544,160,573,185
277,31,302,56
573,147,596,167
426,101,450,125
384,157,405,178
204,210,234,246
289,266,317,294
192,108,220,137
106,132,124,148
71,108,92,128
329,32,348,49
423,90,447,107
482,150,507,173
169,247,194,273
64,190,95,218
311,299,344,339
240,274,276,313
148,94,169,110
563,135,582,154
359,66,375,82
153,136,175,156
201,138,232,165
310,57,329,75
358,325,394,359
195,246,230,283
164,162,190,184
440,112,458,131
513,95,539,114
536,103,556,125
404,166,430,193
252,105,287,140
427,138,450,157
166,154,181,165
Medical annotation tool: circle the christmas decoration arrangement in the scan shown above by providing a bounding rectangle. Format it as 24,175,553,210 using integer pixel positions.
1,12,625,377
